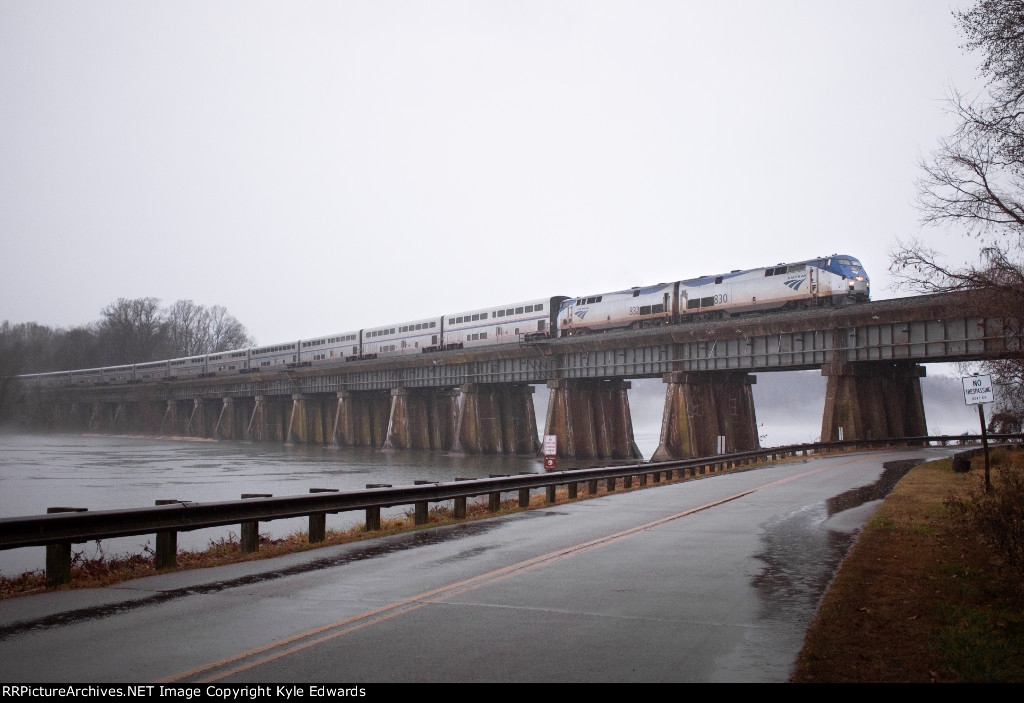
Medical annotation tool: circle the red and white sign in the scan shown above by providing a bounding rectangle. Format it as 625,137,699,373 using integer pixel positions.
543,435,557,456
544,456,557,469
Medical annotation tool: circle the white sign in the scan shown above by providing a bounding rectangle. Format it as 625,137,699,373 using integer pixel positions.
962,374,995,405
543,435,557,456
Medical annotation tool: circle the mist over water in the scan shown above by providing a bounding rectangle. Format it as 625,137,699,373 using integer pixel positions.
0,370,977,576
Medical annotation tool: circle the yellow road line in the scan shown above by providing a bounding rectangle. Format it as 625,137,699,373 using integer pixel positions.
163,454,872,682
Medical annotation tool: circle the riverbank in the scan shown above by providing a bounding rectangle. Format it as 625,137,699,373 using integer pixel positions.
791,452,1024,682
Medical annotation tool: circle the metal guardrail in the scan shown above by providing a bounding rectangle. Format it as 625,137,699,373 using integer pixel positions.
3,433,1021,586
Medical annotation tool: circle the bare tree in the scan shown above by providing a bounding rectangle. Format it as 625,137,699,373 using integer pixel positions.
165,299,213,357
206,305,254,352
97,297,168,363
891,0,1024,418
164,300,254,356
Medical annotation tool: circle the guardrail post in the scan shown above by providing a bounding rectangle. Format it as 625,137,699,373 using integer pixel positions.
546,485,556,503
454,478,472,518
639,472,647,486
606,477,616,492
652,471,660,483
364,484,391,530
588,479,598,495
241,494,272,553
308,488,339,543
567,481,578,499
518,488,530,508
414,481,434,525
623,475,632,489
488,475,505,512
45,507,87,587
154,500,179,569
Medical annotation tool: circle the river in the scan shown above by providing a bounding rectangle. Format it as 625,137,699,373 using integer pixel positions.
0,371,978,577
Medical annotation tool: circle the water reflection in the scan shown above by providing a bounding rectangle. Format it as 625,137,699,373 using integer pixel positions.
0,432,554,576
736,458,925,678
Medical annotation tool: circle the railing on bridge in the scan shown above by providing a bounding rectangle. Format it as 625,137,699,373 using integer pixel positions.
3,434,1020,587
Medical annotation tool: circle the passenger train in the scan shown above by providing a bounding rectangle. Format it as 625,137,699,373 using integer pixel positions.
17,255,869,388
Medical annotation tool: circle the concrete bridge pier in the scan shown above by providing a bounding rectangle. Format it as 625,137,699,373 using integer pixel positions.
650,372,759,461
246,395,290,442
214,397,254,441
453,383,539,455
87,402,117,432
333,391,391,448
160,400,185,436
138,400,165,434
286,393,336,445
820,362,927,442
58,401,90,432
542,379,643,460
383,388,459,451
185,398,219,439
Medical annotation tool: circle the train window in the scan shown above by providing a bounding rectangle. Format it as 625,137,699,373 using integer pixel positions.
516,307,523,314
430,321,437,327
497,310,505,317
715,277,723,284
633,290,640,297
449,318,455,325
538,320,546,331
774,267,786,276
481,332,487,339
764,269,774,277
525,305,533,312
478,314,485,321
536,303,543,310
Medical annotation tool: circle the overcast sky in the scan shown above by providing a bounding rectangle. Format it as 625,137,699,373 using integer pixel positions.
0,1,987,345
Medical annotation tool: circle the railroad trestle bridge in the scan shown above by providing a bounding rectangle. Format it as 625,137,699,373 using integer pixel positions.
15,292,1017,459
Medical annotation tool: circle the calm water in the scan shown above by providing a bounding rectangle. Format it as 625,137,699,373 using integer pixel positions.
0,418,837,577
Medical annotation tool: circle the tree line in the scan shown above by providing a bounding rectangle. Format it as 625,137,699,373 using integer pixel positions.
892,0,1024,420
0,298,255,377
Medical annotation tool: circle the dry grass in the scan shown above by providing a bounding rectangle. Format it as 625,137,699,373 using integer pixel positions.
0,470,700,599
791,451,1024,683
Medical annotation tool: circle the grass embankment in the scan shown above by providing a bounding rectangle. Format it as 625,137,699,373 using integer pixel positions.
791,449,1024,683
0,472,689,599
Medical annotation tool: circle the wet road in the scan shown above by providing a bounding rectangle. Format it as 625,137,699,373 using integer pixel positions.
0,447,951,683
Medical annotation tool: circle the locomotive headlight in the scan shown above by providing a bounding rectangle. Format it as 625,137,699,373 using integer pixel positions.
855,275,864,281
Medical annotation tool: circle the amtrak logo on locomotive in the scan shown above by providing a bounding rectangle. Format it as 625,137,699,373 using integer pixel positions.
574,309,589,320
783,278,806,291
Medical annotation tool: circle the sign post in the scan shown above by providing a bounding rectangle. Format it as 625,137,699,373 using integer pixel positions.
962,374,995,493
543,434,557,470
